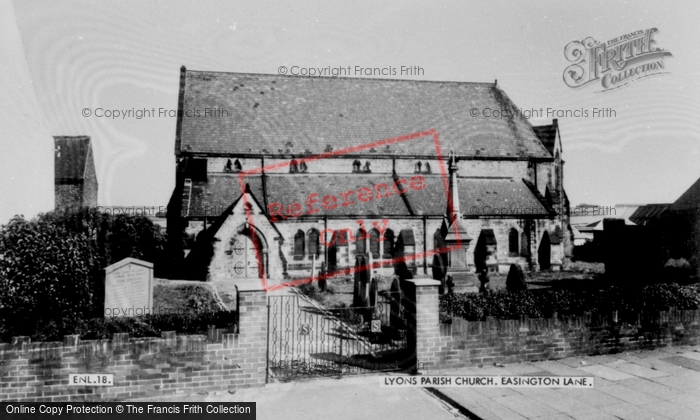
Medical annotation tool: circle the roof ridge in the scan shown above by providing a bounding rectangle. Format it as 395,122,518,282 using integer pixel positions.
184,68,496,86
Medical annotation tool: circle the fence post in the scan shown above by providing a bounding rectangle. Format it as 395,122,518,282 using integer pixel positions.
265,297,271,384
235,282,268,387
405,278,441,373
338,337,343,379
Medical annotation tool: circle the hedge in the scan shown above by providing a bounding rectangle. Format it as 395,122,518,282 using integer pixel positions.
2,310,238,343
440,283,700,322
0,209,168,340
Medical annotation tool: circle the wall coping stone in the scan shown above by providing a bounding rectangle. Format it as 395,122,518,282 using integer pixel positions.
407,279,441,287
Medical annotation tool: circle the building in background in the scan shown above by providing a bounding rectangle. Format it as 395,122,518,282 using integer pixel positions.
658,175,700,277
53,136,98,211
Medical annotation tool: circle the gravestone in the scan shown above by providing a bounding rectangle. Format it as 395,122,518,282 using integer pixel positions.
369,277,378,308
353,254,369,307
389,278,404,330
104,258,154,317
365,277,379,324
505,263,527,292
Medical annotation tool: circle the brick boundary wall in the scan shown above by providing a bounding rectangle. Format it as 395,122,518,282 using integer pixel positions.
410,280,700,371
0,288,267,402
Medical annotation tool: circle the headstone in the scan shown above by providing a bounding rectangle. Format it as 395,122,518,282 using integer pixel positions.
318,260,327,292
353,254,369,307
365,277,379,323
369,277,378,308
478,268,491,294
104,258,154,317
389,278,404,330
505,264,527,292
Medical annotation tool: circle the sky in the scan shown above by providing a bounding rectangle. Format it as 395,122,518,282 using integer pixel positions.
9,0,700,211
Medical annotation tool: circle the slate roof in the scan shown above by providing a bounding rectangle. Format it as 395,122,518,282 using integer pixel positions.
187,174,264,217
185,173,551,218
176,68,551,160
532,120,558,156
671,176,700,211
629,204,670,225
54,136,91,180
409,175,551,217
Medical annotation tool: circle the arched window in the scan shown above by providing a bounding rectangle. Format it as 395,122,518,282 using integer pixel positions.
293,230,305,259
355,228,367,255
508,228,519,255
233,159,242,172
520,231,529,256
414,161,422,173
308,229,320,259
424,162,431,174
299,160,308,173
224,159,233,172
363,161,371,173
383,229,395,258
369,229,380,259
352,160,361,173
290,159,299,173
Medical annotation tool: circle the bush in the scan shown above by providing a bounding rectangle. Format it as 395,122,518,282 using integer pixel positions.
39,207,167,274
440,283,700,322
296,281,319,300
0,216,98,338
20,310,238,342
0,209,168,340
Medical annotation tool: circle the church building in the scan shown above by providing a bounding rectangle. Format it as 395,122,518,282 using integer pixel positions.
166,67,570,286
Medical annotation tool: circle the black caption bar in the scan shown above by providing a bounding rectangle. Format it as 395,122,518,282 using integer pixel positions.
2,403,255,420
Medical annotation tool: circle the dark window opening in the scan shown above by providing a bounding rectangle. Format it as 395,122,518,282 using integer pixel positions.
369,229,380,259
308,229,320,259
355,228,367,255
293,230,305,260
383,229,395,258
520,231,529,257
508,228,519,256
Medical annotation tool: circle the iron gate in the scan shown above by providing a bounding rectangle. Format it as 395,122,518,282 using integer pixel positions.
266,292,414,382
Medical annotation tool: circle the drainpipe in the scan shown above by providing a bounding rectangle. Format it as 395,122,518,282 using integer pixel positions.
324,215,328,268
423,215,427,274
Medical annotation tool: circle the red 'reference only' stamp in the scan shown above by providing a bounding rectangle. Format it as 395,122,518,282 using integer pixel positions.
237,129,464,291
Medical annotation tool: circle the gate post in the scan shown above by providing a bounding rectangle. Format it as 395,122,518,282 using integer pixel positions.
405,278,441,373
235,282,268,387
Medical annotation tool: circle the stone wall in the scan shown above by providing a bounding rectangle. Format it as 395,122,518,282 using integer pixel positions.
204,212,564,282
0,289,267,402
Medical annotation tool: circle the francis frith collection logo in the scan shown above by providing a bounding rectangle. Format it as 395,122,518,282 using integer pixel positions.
563,28,672,92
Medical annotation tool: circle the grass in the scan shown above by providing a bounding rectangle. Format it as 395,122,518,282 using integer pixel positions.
297,264,606,308
295,274,396,308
